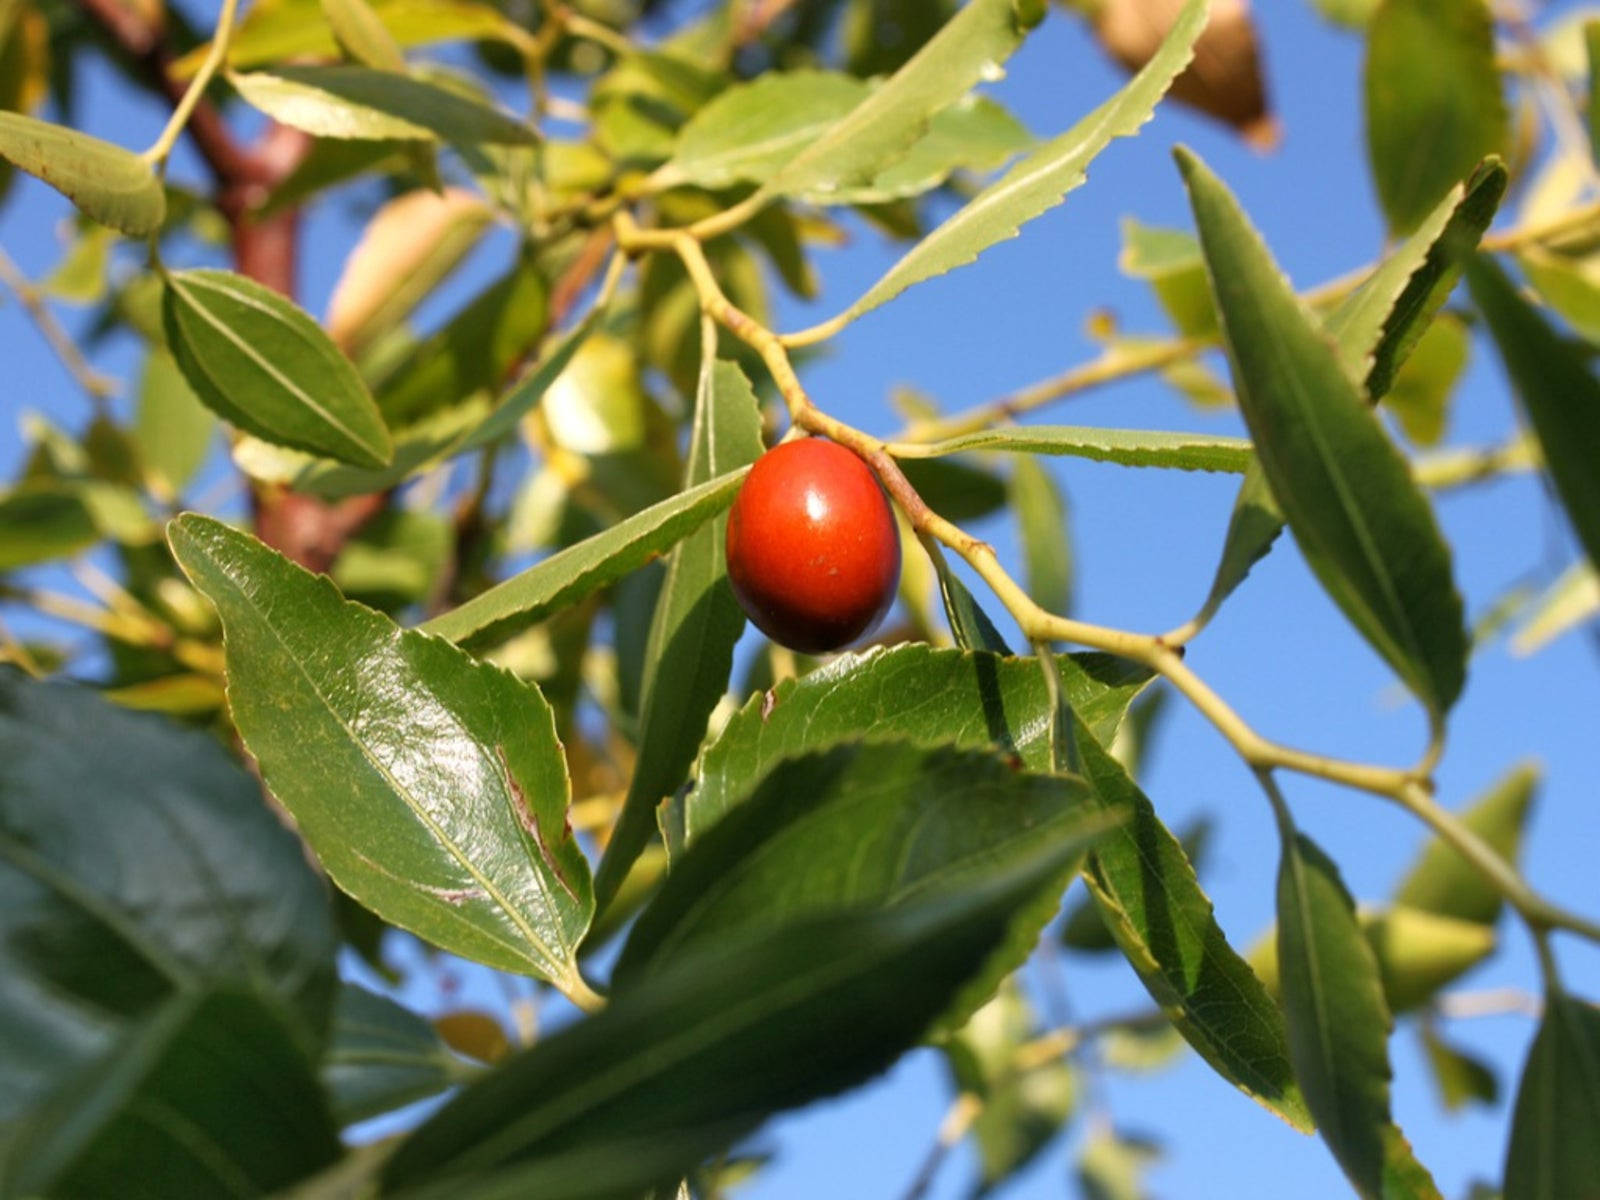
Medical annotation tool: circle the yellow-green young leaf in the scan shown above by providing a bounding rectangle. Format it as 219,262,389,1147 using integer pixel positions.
1119,217,1217,338
826,0,1205,327
1420,1026,1499,1112
1179,147,1468,717
323,0,406,70
380,840,1090,1200
1364,0,1507,235
1519,248,1600,344
325,187,492,355
1382,313,1469,447
593,359,765,909
1393,761,1539,925
1504,993,1600,1200
135,346,215,500
421,469,750,649
162,268,393,469
1510,562,1600,656
948,982,1077,1195
0,111,164,235
0,988,341,1199
1275,831,1441,1199
167,515,595,995
912,425,1253,473
1011,457,1073,618
763,0,1040,199
174,0,523,75
1468,255,1600,574
1589,22,1600,167
229,65,537,145
1325,160,1506,400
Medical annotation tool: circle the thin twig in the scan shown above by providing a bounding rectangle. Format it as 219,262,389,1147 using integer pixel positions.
0,246,118,406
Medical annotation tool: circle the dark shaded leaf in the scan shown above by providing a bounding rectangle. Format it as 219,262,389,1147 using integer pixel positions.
1504,992,1600,1200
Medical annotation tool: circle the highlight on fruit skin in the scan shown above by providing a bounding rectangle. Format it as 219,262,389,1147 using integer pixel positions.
724,437,902,654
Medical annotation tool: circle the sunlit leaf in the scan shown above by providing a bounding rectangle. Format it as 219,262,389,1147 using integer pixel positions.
906,425,1253,473
0,111,164,234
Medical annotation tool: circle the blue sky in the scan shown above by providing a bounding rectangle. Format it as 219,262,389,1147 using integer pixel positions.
4,2,1599,1197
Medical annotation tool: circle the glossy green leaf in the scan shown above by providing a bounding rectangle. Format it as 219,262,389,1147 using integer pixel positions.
1420,1026,1498,1112
1276,829,1437,1198
323,0,407,70
1180,147,1468,716
898,454,1009,520
0,482,98,570
230,65,537,145
0,988,341,1199
0,668,338,1122
593,359,765,909
617,742,1111,1026
324,985,476,1126
1365,0,1506,235
1077,731,1311,1131
1012,457,1074,618
678,643,1154,854
379,838,1088,1200
910,425,1253,473
134,346,215,500
422,469,748,649
1393,761,1539,925
1382,313,1469,447
0,110,164,234
826,0,1205,326
935,555,1014,654
944,979,1076,1196
1467,254,1600,573
1504,992,1600,1200
762,0,1037,199
1325,159,1505,400
167,515,594,995
162,268,393,468
1061,812,1209,954
376,262,548,427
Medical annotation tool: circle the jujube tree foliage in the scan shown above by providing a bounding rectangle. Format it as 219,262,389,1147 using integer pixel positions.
1,0,1598,1197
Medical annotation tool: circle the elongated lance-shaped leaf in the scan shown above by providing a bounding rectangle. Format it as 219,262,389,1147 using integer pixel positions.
162,268,394,469
1075,729,1312,1131
1178,146,1468,717
0,987,341,1200
911,425,1253,472
167,515,595,997
0,668,338,1123
1275,823,1441,1198
593,359,765,909
0,111,165,234
322,0,406,70
1325,158,1506,401
422,469,749,649
1504,992,1600,1200
1392,760,1539,926
229,64,538,145
935,554,1014,653
821,0,1206,329
761,0,1040,200
1467,254,1600,575
616,742,1113,1016
1364,0,1506,236
380,835,1090,1200
675,643,1154,856
1012,456,1074,618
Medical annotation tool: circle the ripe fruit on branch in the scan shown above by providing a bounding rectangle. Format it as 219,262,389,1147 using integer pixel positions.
725,438,901,654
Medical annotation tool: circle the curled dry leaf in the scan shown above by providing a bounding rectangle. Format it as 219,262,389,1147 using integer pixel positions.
1091,0,1278,148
